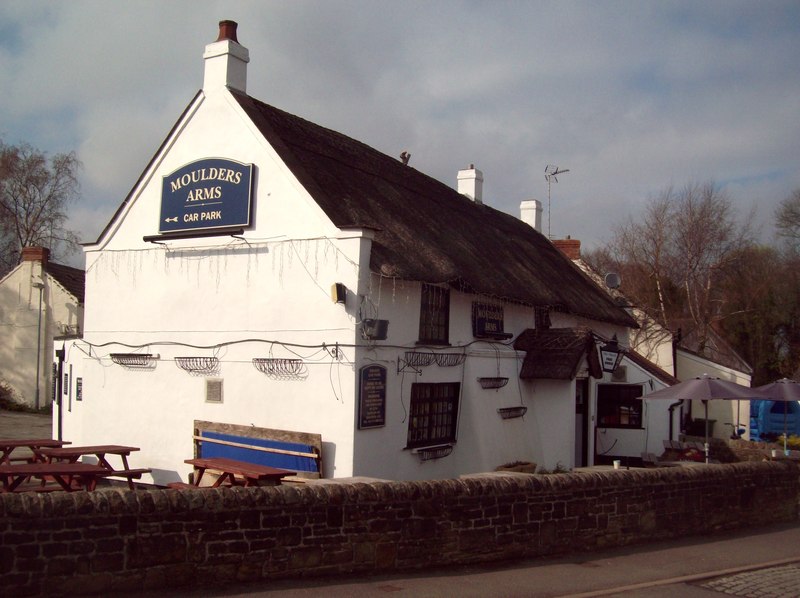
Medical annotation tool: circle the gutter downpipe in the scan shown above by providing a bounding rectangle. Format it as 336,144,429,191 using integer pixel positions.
55,345,65,441
668,400,683,440
33,281,45,411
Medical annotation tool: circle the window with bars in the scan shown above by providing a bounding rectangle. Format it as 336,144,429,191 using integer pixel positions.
597,384,644,428
406,382,460,448
418,283,450,344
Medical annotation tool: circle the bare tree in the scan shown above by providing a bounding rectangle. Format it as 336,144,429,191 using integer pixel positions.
775,188,800,249
0,139,81,274
589,182,754,350
669,183,753,346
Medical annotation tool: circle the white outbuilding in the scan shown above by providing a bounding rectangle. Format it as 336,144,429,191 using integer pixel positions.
1,247,83,412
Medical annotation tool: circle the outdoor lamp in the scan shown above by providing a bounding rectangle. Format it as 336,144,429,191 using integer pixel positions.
599,335,624,373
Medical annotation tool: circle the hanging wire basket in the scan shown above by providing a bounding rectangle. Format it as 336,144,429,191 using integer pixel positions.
110,353,158,369
404,351,435,368
497,406,528,420
434,353,466,367
252,358,306,380
415,445,454,461
478,377,509,389
175,356,220,375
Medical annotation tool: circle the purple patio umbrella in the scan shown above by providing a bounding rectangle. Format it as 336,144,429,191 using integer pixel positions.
754,378,800,454
638,374,764,462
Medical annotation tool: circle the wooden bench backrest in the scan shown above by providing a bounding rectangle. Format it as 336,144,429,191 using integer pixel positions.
193,420,322,479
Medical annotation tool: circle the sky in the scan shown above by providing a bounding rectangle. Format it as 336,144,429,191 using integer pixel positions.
1,1,799,267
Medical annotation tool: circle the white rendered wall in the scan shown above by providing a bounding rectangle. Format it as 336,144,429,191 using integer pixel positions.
594,366,673,463
349,278,635,478
60,82,649,482
62,88,369,484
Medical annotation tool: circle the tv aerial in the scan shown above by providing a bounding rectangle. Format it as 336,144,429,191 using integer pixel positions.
544,165,570,238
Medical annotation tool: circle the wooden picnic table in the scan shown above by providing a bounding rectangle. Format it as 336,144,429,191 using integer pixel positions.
0,462,109,493
0,438,71,464
181,457,293,488
38,445,149,490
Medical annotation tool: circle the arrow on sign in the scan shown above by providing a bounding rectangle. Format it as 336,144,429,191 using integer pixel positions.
164,217,178,223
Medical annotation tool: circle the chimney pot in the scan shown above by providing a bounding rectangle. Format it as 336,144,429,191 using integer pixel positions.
203,19,249,93
21,246,49,265
217,20,239,43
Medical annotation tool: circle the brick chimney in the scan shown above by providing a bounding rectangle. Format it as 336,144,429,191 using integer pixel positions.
21,246,49,265
203,20,249,93
552,238,580,260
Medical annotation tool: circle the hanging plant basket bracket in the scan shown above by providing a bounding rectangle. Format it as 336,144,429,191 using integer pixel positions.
110,353,159,369
413,444,454,461
252,358,306,380
397,351,435,375
175,356,220,375
498,406,528,419
478,377,509,389
435,353,466,367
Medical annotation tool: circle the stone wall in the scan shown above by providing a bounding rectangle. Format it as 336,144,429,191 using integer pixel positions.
1,462,797,596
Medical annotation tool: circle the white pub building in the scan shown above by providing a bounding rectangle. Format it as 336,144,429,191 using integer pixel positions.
55,21,676,486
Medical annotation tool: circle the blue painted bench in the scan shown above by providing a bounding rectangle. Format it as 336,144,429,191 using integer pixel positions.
192,421,322,481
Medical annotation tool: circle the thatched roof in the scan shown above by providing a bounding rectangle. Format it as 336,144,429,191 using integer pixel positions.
232,92,634,327
514,327,602,379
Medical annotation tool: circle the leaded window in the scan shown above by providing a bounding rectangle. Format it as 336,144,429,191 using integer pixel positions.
419,283,450,344
406,382,460,448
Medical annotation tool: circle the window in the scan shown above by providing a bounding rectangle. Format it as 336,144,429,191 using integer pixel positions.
419,283,450,344
597,384,644,428
406,382,460,448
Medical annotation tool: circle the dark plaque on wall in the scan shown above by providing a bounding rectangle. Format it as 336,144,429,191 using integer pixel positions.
472,302,508,338
358,365,387,429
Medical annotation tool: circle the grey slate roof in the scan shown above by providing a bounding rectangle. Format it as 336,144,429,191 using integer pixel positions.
676,324,753,376
46,262,85,304
232,91,636,328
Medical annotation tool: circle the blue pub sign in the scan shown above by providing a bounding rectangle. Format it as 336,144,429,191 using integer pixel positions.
159,158,254,234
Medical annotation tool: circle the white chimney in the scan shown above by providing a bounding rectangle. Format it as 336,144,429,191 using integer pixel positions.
203,20,249,93
520,200,542,232
457,164,483,204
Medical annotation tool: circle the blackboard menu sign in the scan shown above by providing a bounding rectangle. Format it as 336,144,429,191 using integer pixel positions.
358,365,387,429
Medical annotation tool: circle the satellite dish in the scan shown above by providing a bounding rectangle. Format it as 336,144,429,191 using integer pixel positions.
604,272,621,290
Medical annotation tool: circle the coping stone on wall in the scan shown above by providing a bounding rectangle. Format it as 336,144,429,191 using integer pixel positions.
1,461,797,519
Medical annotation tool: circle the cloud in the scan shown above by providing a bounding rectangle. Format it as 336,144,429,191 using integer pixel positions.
1,0,798,259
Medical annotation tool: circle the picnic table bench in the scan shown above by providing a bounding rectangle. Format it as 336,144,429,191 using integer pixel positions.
38,445,150,490
170,457,293,488
0,438,71,464
0,462,110,493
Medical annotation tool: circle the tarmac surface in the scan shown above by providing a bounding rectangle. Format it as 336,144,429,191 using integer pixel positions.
3,410,800,597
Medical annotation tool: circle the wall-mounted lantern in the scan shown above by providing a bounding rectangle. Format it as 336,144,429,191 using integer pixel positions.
598,335,625,373
331,283,347,304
